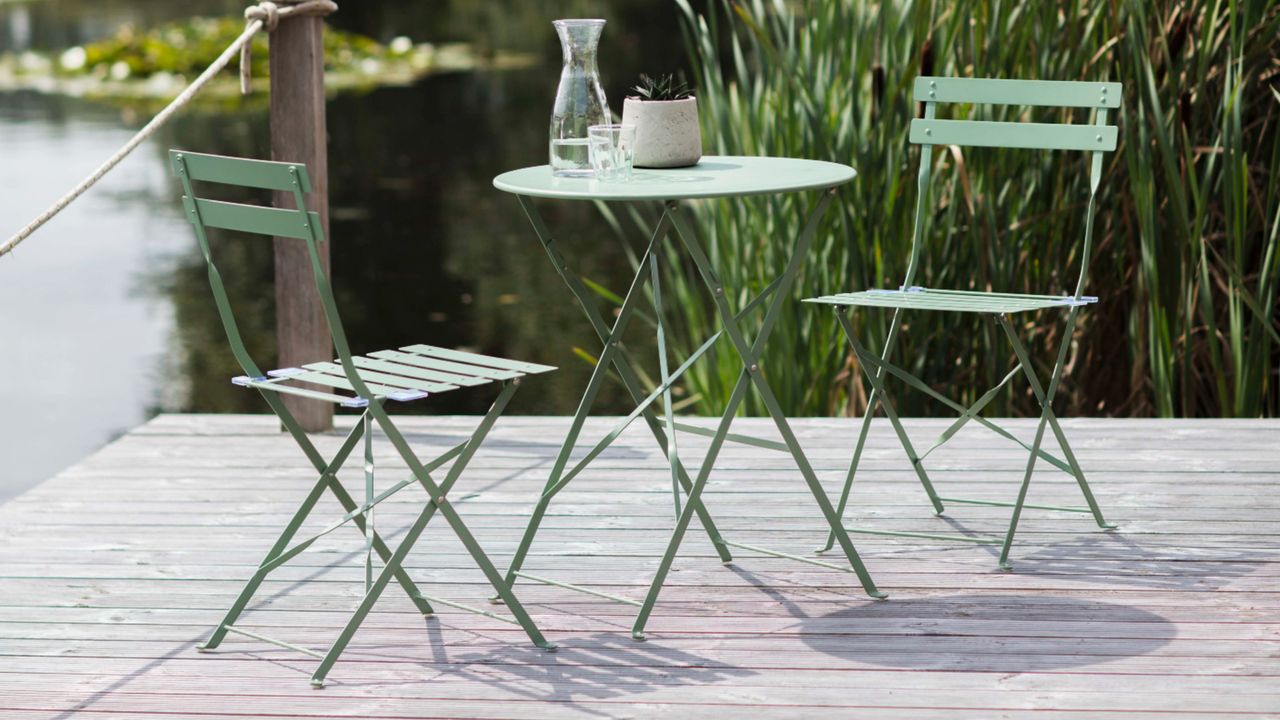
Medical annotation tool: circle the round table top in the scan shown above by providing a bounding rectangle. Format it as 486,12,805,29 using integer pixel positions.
492,155,855,201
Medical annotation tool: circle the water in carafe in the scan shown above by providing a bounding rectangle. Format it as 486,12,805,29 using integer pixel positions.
549,19,610,177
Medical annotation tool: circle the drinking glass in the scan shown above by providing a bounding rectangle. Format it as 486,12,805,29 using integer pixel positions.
587,124,636,182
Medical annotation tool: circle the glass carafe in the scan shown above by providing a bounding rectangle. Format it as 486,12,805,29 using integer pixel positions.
549,19,610,177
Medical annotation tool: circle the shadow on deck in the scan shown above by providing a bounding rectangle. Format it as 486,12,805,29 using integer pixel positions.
0,414,1276,719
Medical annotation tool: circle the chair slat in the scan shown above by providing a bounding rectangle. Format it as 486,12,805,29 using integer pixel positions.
186,197,323,240
291,367,407,396
377,352,521,381
233,376,359,406
914,77,1121,109
353,356,492,387
301,362,459,394
910,119,1117,151
172,150,312,192
368,350,514,382
401,344,557,375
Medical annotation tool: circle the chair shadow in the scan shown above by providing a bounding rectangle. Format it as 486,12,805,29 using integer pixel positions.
330,626,758,712
925,513,1277,591
1009,534,1275,589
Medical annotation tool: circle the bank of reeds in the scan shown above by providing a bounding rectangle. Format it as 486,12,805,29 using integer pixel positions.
617,0,1277,418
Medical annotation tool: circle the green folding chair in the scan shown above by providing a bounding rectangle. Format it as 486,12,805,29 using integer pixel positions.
170,149,558,687
807,77,1120,570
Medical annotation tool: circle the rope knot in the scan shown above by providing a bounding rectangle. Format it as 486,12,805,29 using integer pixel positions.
244,1,281,31
240,1,337,95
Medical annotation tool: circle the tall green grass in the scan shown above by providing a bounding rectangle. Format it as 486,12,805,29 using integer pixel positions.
621,0,1278,418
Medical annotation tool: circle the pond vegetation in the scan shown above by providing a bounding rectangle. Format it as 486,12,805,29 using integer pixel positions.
0,15,534,101
633,0,1279,419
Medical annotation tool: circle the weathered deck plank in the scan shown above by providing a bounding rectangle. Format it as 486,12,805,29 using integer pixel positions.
1,414,1277,719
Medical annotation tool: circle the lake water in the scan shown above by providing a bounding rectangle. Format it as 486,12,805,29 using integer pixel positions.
0,0,688,500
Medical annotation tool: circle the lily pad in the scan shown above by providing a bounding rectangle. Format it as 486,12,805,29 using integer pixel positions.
0,16,535,103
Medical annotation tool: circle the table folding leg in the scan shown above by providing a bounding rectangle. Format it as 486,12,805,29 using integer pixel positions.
501,189,885,638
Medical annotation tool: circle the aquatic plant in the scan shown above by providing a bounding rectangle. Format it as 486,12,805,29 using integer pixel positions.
622,0,1279,419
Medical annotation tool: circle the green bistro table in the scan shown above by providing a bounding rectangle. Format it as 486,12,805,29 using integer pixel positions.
493,156,885,639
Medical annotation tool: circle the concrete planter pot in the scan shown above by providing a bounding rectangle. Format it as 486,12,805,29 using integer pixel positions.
621,96,702,168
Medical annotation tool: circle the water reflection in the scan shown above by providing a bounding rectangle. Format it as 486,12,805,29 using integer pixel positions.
0,91,189,499
0,0,694,498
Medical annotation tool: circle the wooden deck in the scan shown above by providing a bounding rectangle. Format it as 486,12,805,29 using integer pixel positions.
1,414,1277,719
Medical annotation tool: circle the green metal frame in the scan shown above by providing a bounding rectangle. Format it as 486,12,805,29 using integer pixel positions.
808,77,1121,569
170,150,554,688
501,189,884,642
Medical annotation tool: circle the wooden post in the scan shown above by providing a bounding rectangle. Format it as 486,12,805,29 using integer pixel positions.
270,12,333,432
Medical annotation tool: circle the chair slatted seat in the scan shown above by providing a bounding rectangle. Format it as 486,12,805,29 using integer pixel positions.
236,344,555,407
170,149,557,688
808,287,1099,314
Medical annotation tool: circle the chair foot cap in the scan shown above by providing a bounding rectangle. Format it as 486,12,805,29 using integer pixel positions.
998,562,1014,572
310,680,325,689
539,642,559,653
487,596,505,605
868,591,889,600
631,631,646,641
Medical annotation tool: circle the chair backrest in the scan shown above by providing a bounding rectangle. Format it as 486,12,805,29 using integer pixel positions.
170,150,374,400
902,77,1122,300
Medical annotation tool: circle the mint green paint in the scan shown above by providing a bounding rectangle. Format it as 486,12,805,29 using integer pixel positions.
171,149,558,687
495,160,885,639
912,76,1122,108
809,78,1120,568
493,155,855,201
909,119,1118,151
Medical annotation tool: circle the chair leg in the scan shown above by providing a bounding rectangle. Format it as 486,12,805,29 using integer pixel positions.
996,314,1115,533
819,390,878,553
1044,411,1116,529
310,499,437,687
363,410,375,594
311,384,552,687
995,310,1094,570
838,312,946,515
199,420,365,651
322,476,434,616
820,309,904,553
265,394,435,616
999,406,1052,570
369,388,553,648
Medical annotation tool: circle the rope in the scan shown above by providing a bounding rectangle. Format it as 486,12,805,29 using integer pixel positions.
0,0,338,261
241,3,280,96
241,1,338,93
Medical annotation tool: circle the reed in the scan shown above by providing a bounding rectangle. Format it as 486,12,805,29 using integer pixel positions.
612,0,1279,418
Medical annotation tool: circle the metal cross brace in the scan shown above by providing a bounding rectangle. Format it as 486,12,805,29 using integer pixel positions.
504,190,885,640
197,381,555,689
823,306,1116,569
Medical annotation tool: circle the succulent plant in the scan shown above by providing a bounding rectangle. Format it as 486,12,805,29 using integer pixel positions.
629,72,693,101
